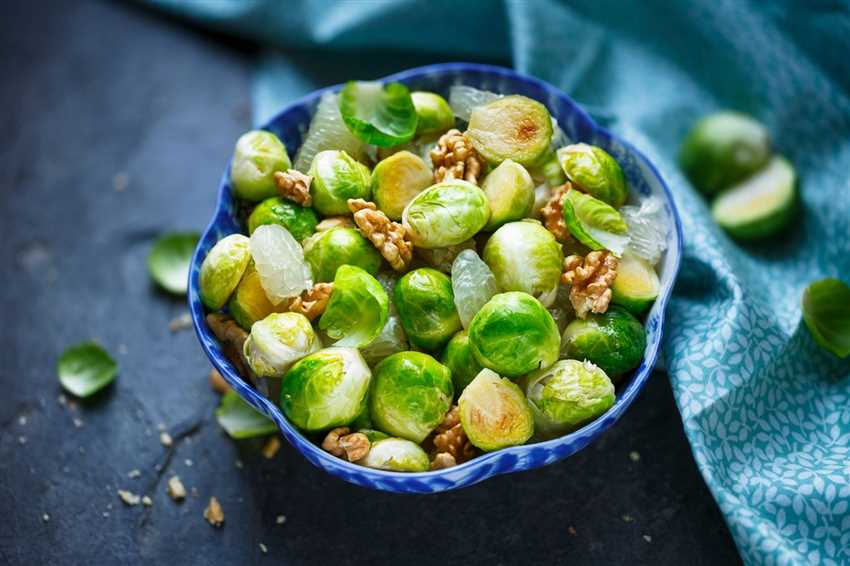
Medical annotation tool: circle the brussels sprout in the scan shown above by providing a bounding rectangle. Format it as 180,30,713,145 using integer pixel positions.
562,189,630,257
802,278,850,359
371,151,432,220
557,144,628,207
468,292,560,378
228,264,285,330
611,252,660,315
247,197,318,242
308,150,371,216
411,91,455,136
394,268,462,351
280,347,371,432
402,180,490,249
522,359,615,438
529,150,567,188
561,306,646,379
358,429,389,443
339,81,418,147
482,221,562,307
303,227,382,283
230,130,291,202
458,369,534,451
481,160,535,230
199,234,251,310
358,438,430,472
319,265,389,348
243,312,322,378
466,95,553,166
415,239,476,274
351,390,373,430
370,351,453,442
679,111,771,196
441,330,483,397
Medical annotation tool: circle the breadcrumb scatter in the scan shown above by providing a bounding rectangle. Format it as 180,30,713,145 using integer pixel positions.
160,432,173,448
167,476,186,501
204,497,225,527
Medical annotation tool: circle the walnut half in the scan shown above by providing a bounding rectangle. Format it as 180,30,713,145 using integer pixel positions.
274,169,312,206
321,427,370,462
347,199,413,271
430,129,483,185
429,406,475,469
540,183,572,242
561,251,619,318
287,283,333,321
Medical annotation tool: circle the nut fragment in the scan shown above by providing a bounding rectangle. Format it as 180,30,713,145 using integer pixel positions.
273,169,312,206
348,199,413,271
430,452,456,470
286,283,333,321
321,427,370,462
167,476,186,501
206,313,258,385
429,406,475,469
430,129,484,185
159,431,173,448
540,183,572,242
315,216,354,232
204,497,225,527
262,436,281,460
561,251,619,318
118,490,141,506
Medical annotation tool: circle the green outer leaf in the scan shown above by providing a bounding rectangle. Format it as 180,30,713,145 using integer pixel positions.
215,389,278,439
339,81,418,147
147,232,200,295
802,278,850,358
319,265,389,347
57,341,117,398
562,189,629,256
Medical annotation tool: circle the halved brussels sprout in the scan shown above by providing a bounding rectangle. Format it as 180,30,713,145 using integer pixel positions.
303,227,382,283
482,221,563,307
561,306,646,379
370,351,453,443
402,180,490,249
319,265,389,348
358,438,430,472
481,160,535,230
243,312,321,378
230,130,291,202
411,91,455,136
466,95,553,166
247,196,318,242
394,268,462,351
308,150,371,216
339,81,418,147
468,292,560,378
458,368,534,451
521,359,615,438
679,111,771,196
371,151,432,220
228,264,285,330
557,144,628,207
562,189,630,257
611,252,660,315
280,347,371,432
199,234,251,310
440,330,483,397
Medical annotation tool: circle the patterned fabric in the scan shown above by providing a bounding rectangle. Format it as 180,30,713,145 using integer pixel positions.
150,0,850,562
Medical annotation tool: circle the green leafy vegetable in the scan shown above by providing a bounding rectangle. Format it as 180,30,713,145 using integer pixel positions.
319,265,389,347
215,389,278,439
802,278,850,358
57,342,118,397
562,189,630,256
148,232,200,295
338,81,418,147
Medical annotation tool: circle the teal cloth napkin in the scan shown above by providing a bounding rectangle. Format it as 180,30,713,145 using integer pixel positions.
147,1,850,563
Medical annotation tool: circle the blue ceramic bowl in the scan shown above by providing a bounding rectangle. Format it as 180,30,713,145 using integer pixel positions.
189,63,683,494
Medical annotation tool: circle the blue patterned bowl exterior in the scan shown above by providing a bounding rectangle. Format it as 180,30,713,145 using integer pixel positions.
189,63,683,493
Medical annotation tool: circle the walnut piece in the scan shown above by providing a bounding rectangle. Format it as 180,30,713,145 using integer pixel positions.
204,497,225,527
286,282,333,321
205,314,255,383
315,216,354,232
273,169,312,206
541,183,572,242
347,199,413,271
430,129,484,185
167,475,186,501
561,251,619,318
321,427,370,462
262,436,281,459
429,406,475,469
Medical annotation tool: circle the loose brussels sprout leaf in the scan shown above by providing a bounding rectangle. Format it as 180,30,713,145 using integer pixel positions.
249,224,313,305
458,369,534,451
466,95,553,166
562,189,630,257
802,278,850,358
319,265,389,348
228,264,286,330
247,197,319,242
611,252,660,315
57,341,118,398
561,306,646,379
451,249,499,329
679,111,771,196
394,268,462,351
372,151,432,220
147,232,199,295
370,352,453,443
522,359,614,438
215,389,277,439
711,156,796,240
620,196,668,265
200,234,251,310
243,312,321,378
280,347,372,432
482,221,562,307
339,81,418,147
448,85,501,121
308,150,372,216
230,130,291,202
468,292,560,378
303,227,382,283
441,330,484,397
556,144,628,207
402,180,490,249
411,91,455,136
358,438,430,472
294,93,366,172
481,160,535,230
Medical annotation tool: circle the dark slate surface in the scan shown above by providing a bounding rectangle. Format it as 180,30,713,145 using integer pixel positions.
0,1,742,564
